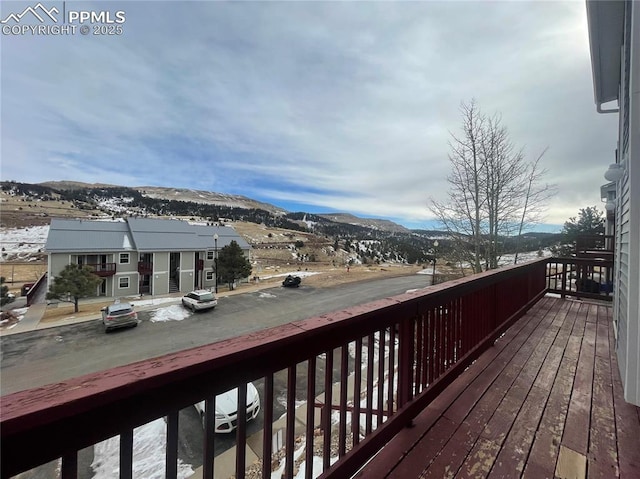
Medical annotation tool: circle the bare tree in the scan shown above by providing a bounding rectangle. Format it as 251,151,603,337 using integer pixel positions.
430,100,555,273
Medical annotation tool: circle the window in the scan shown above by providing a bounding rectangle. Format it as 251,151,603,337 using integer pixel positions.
119,277,130,289
119,253,130,264
207,251,214,260
206,271,214,280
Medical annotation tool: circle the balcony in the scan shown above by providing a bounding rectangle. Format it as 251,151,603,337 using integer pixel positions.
2,257,638,479
85,262,116,277
138,261,153,275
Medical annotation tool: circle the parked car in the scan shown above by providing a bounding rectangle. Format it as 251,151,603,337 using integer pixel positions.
101,302,139,332
193,383,261,433
282,275,301,288
182,290,218,311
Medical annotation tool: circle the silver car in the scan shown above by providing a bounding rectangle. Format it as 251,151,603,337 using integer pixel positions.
101,302,139,332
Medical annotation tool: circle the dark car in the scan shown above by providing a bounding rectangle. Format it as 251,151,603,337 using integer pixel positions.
101,302,139,332
282,275,301,287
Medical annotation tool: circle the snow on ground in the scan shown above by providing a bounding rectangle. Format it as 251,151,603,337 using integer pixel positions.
131,297,181,308
417,268,436,275
0,225,49,260
149,304,190,322
259,292,277,299
260,271,321,280
0,306,28,330
91,418,193,479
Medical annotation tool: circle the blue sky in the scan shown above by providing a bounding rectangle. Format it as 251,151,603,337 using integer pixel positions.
1,0,618,230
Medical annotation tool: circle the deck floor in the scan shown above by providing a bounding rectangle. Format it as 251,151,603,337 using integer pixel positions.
361,295,640,478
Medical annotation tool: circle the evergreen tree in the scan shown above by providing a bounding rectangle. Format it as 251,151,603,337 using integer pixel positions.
216,241,252,290
46,264,102,313
562,206,605,239
1,276,14,306
551,206,605,257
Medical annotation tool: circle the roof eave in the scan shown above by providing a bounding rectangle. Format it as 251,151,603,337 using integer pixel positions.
586,0,625,109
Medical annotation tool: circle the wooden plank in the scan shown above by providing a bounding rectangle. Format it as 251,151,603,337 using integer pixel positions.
454,437,500,478
490,385,548,477
523,354,577,478
385,416,457,478
610,348,640,477
480,378,530,443
419,421,475,478
594,320,610,359
588,355,618,477
562,316,596,455
522,300,579,479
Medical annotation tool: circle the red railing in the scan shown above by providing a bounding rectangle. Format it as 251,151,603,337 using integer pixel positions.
575,234,614,260
138,261,153,275
85,262,117,277
546,256,614,301
1,259,549,479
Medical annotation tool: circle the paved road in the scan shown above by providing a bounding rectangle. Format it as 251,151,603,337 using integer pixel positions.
1,273,433,396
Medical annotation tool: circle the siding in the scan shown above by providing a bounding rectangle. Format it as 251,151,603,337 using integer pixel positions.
616,0,640,406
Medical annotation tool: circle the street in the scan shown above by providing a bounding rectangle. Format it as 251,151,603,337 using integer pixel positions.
1,273,433,476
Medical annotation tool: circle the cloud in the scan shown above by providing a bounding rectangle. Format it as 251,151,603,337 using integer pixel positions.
1,1,617,229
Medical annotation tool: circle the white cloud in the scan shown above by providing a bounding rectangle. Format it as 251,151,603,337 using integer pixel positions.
1,1,617,229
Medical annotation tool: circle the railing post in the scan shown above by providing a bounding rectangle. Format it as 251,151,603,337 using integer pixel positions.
397,316,414,410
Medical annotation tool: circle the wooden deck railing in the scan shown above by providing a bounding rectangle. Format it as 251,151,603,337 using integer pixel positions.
1,259,552,479
546,256,614,301
85,262,117,277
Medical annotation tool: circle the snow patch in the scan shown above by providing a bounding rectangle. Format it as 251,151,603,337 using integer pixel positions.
91,418,193,479
149,304,190,322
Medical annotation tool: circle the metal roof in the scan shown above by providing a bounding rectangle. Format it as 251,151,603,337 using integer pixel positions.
45,219,134,253
45,218,249,253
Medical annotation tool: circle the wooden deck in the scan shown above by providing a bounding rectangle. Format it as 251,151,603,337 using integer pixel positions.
355,296,640,478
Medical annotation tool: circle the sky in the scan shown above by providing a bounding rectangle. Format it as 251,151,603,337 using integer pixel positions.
0,0,619,231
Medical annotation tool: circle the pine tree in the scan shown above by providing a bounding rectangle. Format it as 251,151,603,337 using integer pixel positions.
46,264,102,313
216,241,252,290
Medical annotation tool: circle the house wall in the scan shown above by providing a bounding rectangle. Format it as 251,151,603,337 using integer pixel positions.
48,254,70,286
615,0,639,406
152,252,170,296
178,252,197,293
114,251,139,297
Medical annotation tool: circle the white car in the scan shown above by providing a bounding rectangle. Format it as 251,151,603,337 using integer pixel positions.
194,383,261,433
182,290,218,312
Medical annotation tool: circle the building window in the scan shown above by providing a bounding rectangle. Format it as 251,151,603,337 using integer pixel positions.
206,271,214,280
207,251,214,260
119,277,130,289
119,253,130,264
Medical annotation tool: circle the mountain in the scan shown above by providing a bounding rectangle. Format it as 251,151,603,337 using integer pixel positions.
137,186,288,216
1,180,439,265
3,180,408,233
317,213,410,234
1,180,562,266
